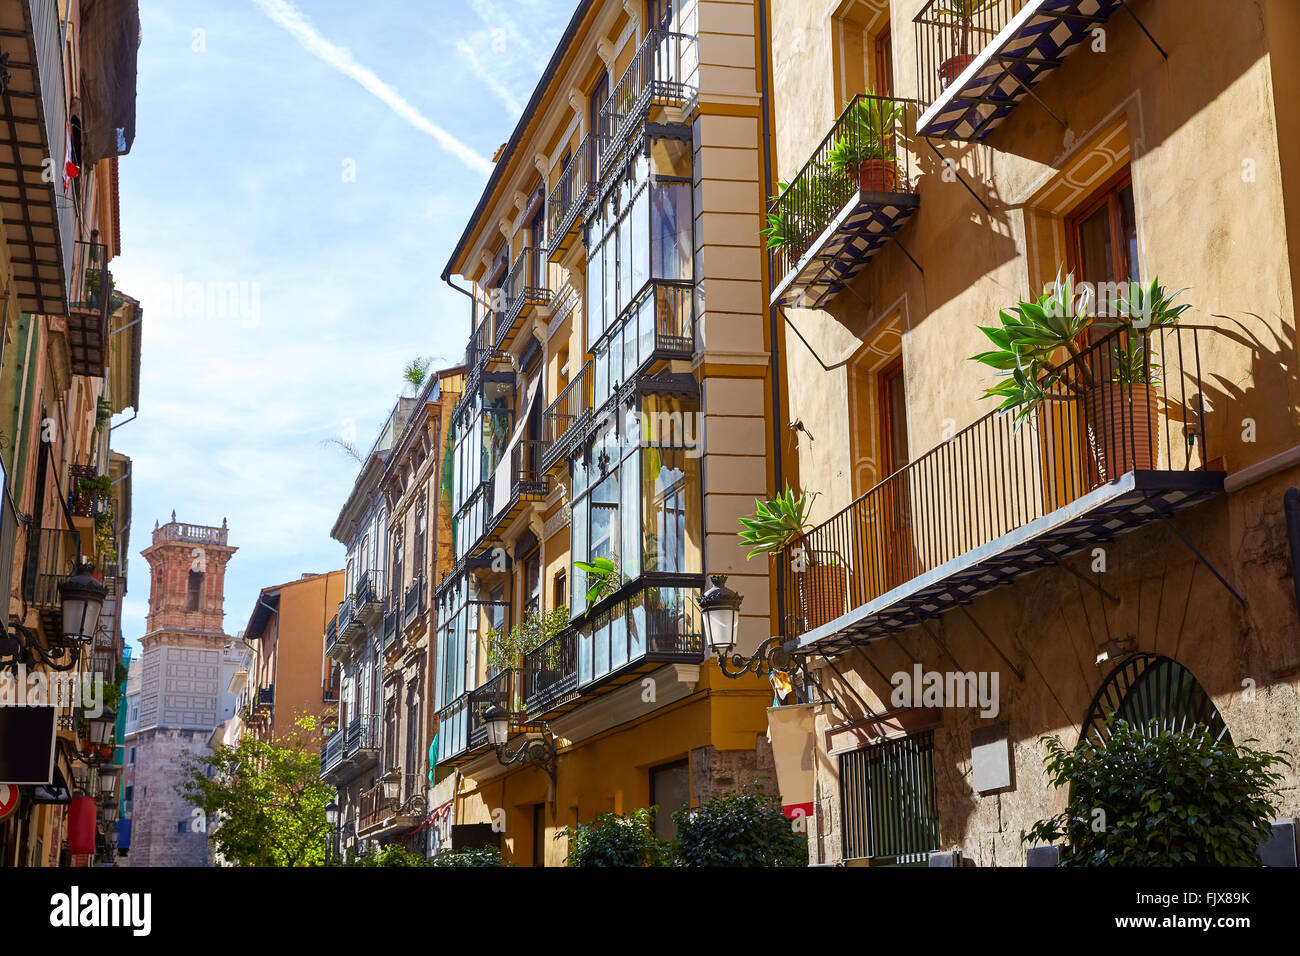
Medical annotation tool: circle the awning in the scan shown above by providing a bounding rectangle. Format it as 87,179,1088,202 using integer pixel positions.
77,0,140,166
492,375,540,516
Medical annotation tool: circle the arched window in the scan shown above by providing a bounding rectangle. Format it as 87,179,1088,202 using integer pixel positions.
1081,654,1229,745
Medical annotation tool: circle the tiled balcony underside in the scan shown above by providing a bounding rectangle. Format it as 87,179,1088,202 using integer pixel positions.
794,469,1225,656
771,191,920,309
916,0,1124,142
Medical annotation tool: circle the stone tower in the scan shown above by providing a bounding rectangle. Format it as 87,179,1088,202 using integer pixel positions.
126,517,237,867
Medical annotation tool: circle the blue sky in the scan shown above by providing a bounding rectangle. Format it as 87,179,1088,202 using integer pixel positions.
111,0,574,647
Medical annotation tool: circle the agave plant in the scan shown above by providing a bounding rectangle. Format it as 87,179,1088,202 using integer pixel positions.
970,272,1190,421
738,485,818,560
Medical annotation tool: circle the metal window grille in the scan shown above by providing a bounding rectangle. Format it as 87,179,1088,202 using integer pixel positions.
840,730,939,865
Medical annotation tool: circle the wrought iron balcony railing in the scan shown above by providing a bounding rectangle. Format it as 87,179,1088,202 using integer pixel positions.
22,527,81,615
590,280,695,409
522,629,578,716
337,594,356,639
781,324,1223,651
487,439,549,536
597,29,697,178
403,575,426,629
383,602,400,649
547,136,594,260
501,247,550,345
912,0,1128,141
355,569,383,617
542,360,592,471
345,713,381,755
321,728,345,777
324,614,342,660
767,93,917,309
358,772,426,833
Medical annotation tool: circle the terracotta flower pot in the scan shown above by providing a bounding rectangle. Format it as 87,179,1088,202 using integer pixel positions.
1086,382,1160,485
938,53,977,88
800,564,848,632
854,158,898,193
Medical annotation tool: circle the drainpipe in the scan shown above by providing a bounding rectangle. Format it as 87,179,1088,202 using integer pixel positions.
758,0,786,633
1284,488,1300,619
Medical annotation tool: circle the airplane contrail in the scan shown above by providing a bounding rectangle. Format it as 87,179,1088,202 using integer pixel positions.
250,0,494,175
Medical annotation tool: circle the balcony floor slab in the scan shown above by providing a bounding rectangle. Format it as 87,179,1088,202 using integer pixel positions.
795,469,1225,655
771,189,920,310
916,0,1124,142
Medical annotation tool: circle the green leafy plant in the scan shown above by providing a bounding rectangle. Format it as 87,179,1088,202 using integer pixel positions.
826,94,900,173
487,604,570,671
560,807,672,867
342,844,430,867
738,485,818,560
1024,719,1289,866
969,271,1191,422
428,845,508,867
761,166,846,252
574,556,619,604
673,784,808,867
403,356,433,395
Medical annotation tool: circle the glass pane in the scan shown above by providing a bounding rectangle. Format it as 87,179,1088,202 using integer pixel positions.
610,603,628,670
651,182,692,281
594,610,610,678
587,244,603,353
591,472,620,565
621,451,640,580
628,590,645,661
1075,202,1113,288
1119,184,1139,283
638,292,654,365
593,343,609,407
571,495,589,616
578,627,592,684
620,210,633,321
604,226,616,333
631,186,649,302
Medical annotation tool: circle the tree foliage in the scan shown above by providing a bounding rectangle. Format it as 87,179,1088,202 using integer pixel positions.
178,715,333,867
1025,720,1289,866
673,784,808,866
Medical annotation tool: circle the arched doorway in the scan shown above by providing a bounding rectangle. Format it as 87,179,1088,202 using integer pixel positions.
1080,654,1229,746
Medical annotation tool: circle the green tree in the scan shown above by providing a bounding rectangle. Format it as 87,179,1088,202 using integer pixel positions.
1025,720,1289,866
673,784,808,866
178,714,333,867
560,807,672,867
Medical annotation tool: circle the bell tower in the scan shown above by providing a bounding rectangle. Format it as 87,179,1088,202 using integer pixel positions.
127,515,238,868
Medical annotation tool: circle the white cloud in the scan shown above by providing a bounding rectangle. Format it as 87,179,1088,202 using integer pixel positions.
456,39,523,116
249,0,494,174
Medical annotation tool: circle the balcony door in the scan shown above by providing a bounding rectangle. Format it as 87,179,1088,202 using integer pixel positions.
878,357,913,594
589,74,609,178
1067,167,1138,334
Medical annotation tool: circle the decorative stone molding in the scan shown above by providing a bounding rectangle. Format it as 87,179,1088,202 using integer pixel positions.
596,38,614,72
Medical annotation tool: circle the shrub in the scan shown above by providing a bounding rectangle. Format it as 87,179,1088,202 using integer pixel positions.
343,844,430,867
1025,720,1289,866
428,845,507,867
560,807,671,867
673,784,808,867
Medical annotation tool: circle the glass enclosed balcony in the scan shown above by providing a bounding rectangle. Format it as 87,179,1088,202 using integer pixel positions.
781,325,1225,654
768,94,918,310
436,668,512,768
914,0,1125,142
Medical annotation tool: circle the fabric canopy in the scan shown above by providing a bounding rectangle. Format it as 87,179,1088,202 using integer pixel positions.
492,375,540,516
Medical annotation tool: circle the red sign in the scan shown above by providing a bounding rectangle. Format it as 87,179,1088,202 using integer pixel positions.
0,784,18,822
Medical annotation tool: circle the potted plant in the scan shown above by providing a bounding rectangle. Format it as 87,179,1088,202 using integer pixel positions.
761,166,850,264
970,273,1190,484
933,0,996,89
827,95,902,193
738,485,847,631
574,555,620,606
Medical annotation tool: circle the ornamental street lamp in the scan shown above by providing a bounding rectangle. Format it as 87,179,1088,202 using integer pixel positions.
482,704,557,786
59,565,107,644
699,574,801,680
325,800,340,863
96,763,121,797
